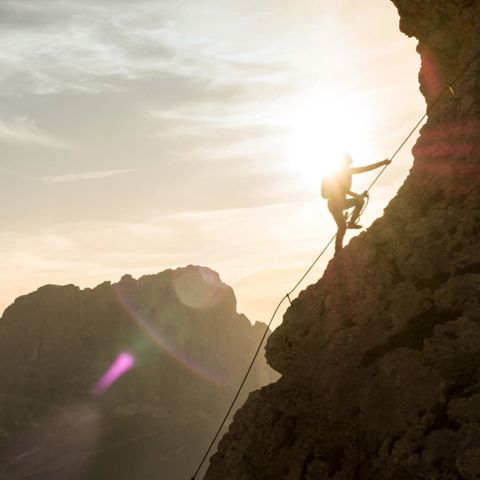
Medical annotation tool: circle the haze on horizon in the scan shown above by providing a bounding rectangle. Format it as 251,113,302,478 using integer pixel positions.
0,0,423,326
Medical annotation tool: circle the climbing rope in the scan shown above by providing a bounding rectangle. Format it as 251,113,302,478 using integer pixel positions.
190,47,480,480
359,191,370,220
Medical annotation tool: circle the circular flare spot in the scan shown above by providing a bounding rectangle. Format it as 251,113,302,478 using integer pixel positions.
172,267,228,310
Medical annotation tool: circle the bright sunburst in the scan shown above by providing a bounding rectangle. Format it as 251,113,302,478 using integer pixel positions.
286,89,375,185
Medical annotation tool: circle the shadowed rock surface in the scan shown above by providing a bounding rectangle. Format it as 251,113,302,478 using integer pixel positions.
205,2,480,479
0,266,275,479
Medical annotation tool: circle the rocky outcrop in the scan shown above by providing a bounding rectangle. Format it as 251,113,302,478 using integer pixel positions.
0,266,275,479
205,2,480,479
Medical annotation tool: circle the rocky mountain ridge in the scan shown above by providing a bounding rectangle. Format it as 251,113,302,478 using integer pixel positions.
0,266,274,479
205,1,480,479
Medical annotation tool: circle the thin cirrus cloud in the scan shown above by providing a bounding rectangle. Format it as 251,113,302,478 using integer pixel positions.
147,102,286,154
0,116,66,148
0,2,171,94
41,169,137,183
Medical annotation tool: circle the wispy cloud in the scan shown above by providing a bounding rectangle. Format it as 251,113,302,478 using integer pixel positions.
41,169,136,183
0,0,294,95
0,116,66,147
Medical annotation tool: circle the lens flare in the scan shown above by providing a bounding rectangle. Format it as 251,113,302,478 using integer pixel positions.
7,403,101,477
420,46,443,98
112,283,225,385
172,267,226,310
93,352,135,396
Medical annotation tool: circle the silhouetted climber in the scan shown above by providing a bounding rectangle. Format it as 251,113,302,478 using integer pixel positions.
322,154,391,254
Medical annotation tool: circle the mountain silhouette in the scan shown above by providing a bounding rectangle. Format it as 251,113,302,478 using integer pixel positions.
0,266,275,479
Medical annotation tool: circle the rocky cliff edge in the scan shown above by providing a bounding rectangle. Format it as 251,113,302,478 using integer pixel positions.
205,2,480,479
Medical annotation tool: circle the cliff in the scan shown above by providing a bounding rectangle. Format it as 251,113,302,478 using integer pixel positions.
205,2,480,479
0,266,274,479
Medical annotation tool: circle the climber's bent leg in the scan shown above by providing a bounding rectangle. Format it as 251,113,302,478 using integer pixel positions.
334,224,347,254
328,200,347,254
343,197,364,225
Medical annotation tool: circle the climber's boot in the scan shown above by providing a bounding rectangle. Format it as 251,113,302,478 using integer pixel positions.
347,222,362,229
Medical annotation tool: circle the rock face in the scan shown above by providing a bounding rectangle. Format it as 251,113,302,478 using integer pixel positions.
0,266,274,480
205,2,480,480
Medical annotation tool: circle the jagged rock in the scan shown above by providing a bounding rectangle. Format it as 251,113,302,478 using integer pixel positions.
205,2,480,479
0,266,275,479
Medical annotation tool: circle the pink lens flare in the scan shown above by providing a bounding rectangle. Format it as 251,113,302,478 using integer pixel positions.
93,352,135,396
420,47,443,98
112,284,225,385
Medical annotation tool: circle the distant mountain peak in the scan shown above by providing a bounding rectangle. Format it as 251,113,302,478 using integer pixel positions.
0,266,275,479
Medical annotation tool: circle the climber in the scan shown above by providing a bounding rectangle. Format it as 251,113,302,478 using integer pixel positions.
321,154,391,254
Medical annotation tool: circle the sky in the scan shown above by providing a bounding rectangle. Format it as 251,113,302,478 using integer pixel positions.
0,0,424,326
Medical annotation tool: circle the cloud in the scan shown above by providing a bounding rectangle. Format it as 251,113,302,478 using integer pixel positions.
41,168,136,183
0,0,293,95
0,116,66,147
147,98,287,159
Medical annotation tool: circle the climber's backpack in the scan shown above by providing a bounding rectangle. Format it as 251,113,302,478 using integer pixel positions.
321,176,334,199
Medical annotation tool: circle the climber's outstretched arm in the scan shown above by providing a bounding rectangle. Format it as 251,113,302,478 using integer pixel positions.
351,159,391,174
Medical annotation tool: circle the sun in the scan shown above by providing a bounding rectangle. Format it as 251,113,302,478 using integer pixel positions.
286,89,374,186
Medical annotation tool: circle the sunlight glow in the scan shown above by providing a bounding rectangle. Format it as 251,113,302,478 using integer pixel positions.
286,89,375,186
